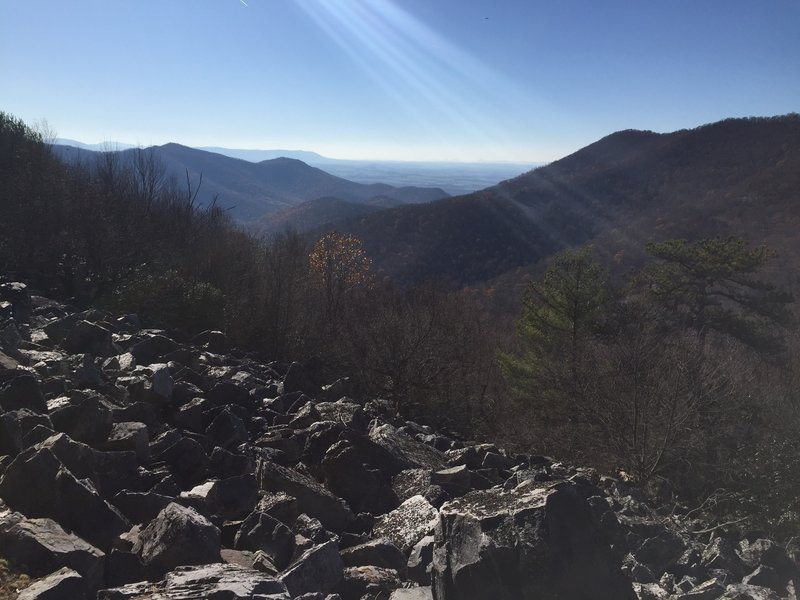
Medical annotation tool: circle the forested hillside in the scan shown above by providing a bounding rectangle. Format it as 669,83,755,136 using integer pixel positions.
329,115,800,285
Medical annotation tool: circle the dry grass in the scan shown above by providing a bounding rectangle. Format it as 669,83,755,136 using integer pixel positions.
0,560,30,600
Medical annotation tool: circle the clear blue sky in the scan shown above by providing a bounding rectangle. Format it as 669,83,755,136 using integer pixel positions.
2,0,798,161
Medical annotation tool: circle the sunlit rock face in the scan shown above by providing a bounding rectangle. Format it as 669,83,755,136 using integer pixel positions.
431,481,636,600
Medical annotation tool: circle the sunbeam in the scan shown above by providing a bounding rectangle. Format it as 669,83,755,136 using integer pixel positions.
294,0,556,160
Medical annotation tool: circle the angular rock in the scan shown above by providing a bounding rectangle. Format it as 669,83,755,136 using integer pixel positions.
104,549,156,588
132,502,221,574
279,540,344,598
257,459,354,533
322,440,398,515
742,565,785,594
315,401,367,431
16,567,86,600
235,511,296,570
369,424,447,471
104,421,149,463
340,539,407,575
98,563,290,599
47,390,113,444
390,588,433,600
407,535,434,585
63,321,115,357
0,373,47,413
256,492,300,526
302,421,346,465
0,349,20,369
208,380,253,410
373,495,438,554
147,363,173,400
738,539,796,576
192,330,227,353
185,474,259,520
0,512,105,592
35,432,141,498
721,583,781,599
431,465,471,498
0,445,130,550
635,531,687,576
702,537,744,578
633,582,671,599
129,335,179,365
112,491,174,525
289,403,322,429
0,281,32,321
149,432,209,487
336,566,401,600
0,408,51,456
432,481,636,600
283,362,319,396
206,407,249,450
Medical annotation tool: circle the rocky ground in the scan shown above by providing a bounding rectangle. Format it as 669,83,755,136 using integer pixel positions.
0,278,798,599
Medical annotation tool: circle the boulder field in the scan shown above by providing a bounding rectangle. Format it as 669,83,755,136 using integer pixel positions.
0,280,798,599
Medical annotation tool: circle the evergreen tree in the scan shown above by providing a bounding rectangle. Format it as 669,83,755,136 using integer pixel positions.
640,237,794,359
500,247,608,426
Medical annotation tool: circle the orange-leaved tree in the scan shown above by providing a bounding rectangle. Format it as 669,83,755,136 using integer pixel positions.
309,231,372,326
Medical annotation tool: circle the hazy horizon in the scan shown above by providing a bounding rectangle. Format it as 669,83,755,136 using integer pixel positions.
4,1,799,162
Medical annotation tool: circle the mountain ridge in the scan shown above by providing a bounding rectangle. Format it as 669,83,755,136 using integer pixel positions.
320,114,800,286
52,142,450,223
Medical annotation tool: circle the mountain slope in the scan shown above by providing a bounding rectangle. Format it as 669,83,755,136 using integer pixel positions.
251,196,387,238
326,115,800,285
52,143,450,222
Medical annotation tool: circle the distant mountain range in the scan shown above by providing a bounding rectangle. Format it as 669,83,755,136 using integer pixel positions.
52,143,450,223
55,139,536,196
318,115,800,286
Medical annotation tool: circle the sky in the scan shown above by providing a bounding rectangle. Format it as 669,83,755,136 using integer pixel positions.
1,0,799,162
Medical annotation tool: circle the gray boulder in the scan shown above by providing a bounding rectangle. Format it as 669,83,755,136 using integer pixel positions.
63,320,115,357
390,589,433,600
256,459,354,533
47,390,113,444
0,281,32,321
431,481,635,600
279,540,344,597
234,511,296,570
369,424,447,471
16,567,86,600
0,512,104,592
132,502,221,574
635,531,687,576
340,538,407,575
373,495,438,554
721,583,781,599
103,422,150,464
407,535,434,585
283,362,319,396
0,408,51,456
336,566,401,600
0,445,130,550
322,440,398,515
98,563,289,599
128,334,179,365
702,537,744,578
0,373,46,413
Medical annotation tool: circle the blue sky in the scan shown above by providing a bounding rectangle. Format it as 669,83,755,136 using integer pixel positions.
2,0,798,161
